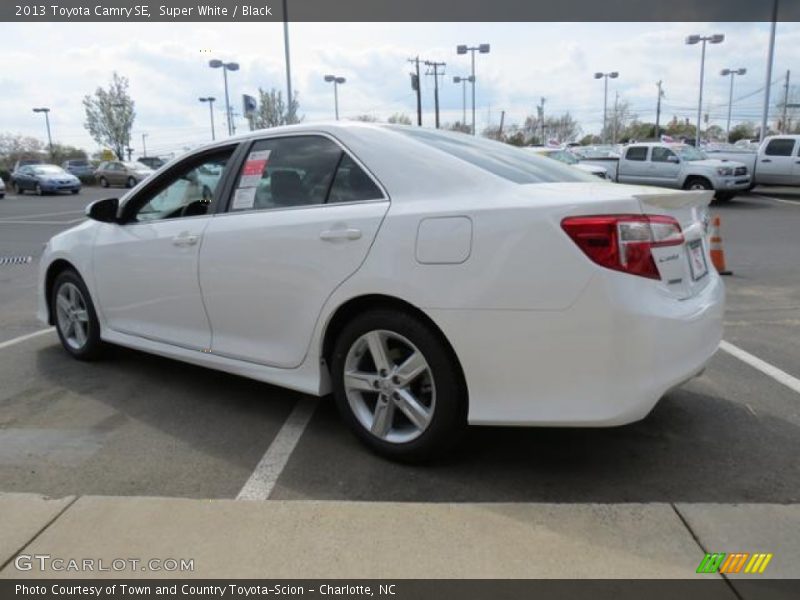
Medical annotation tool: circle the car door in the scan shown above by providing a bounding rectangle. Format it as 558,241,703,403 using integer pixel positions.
14,166,31,190
758,138,796,185
792,141,800,185
199,134,390,368
649,146,681,187
617,146,650,184
92,145,238,350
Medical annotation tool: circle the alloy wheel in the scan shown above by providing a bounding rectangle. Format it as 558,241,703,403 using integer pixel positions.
55,282,90,350
343,329,436,444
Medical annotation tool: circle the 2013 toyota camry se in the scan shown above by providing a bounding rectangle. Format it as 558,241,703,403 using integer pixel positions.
38,123,724,461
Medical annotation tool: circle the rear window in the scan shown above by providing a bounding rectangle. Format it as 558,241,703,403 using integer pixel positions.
68,160,89,167
394,127,593,184
625,147,648,161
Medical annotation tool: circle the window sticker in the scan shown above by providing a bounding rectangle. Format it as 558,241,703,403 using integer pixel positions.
231,186,257,210
238,149,271,188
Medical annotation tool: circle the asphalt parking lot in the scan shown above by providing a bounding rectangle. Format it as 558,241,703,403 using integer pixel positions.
0,186,798,503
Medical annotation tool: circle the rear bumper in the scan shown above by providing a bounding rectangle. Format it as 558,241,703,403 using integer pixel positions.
428,272,725,426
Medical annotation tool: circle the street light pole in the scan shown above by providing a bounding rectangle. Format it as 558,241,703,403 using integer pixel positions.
141,133,148,158
686,33,725,147
721,68,747,141
199,97,216,140
457,43,490,135
324,75,346,120
761,0,779,142
593,72,619,144
32,108,53,158
209,59,240,136
453,76,472,125
282,0,293,122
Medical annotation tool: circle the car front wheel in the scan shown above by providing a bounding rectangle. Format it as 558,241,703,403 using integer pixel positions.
52,270,104,361
126,176,136,188
99,177,109,188
331,309,466,462
13,183,22,195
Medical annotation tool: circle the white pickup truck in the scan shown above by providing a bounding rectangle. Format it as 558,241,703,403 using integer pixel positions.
582,142,751,201
705,135,800,187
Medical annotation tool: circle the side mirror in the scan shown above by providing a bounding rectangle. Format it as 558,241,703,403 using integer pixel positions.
86,197,119,223
667,155,680,163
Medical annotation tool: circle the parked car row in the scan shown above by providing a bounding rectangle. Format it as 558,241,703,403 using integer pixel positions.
1,158,160,197
560,134,800,201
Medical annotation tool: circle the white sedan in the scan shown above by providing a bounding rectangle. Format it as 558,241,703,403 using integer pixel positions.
38,123,724,461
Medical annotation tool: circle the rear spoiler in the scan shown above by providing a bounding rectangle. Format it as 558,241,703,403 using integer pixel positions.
633,190,713,210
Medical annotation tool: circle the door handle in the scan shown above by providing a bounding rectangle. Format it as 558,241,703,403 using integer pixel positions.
761,159,772,163
319,228,362,241
172,233,199,247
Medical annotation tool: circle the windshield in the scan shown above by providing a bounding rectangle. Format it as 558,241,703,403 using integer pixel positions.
68,160,89,167
33,166,66,175
395,127,594,184
675,145,707,161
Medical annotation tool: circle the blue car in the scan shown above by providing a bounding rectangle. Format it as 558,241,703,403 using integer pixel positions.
11,164,81,195
62,159,95,179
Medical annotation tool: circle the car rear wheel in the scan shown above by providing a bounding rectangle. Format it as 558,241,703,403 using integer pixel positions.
52,270,105,361
126,176,136,188
13,183,22,195
99,177,109,188
331,309,467,462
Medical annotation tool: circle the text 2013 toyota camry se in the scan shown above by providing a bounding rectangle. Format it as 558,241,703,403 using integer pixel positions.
37,123,724,461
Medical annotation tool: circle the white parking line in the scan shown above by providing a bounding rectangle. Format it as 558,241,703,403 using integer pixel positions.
236,397,319,501
0,210,84,221
0,328,55,350
720,340,800,395
0,218,85,225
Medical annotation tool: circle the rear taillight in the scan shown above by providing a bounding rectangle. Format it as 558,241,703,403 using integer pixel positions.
561,215,684,280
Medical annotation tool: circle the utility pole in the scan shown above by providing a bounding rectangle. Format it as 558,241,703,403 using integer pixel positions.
655,80,663,138
498,110,505,139
781,69,791,133
282,0,293,123
425,60,446,129
408,57,422,126
141,133,148,158
612,92,619,144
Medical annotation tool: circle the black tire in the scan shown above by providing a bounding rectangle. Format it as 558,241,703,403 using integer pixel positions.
714,192,734,203
13,182,22,195
330,308,467,462
51,269,105,361
35,183,43,196
684,176,713,191
71,189,80,195
99,176,109,188
126,176,136,188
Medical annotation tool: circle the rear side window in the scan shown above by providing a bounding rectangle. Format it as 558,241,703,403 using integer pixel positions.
765,139,796,156
229,135,382,212
625,146,648,161
328,155,382,203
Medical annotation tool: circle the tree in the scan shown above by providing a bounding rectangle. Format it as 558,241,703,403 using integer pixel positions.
579,134,602,145
387,113,412,125
0,133,44,169
602,98,635,144
544,112,582,144
352,115,379,122
83,72,135,160
445,121,471,134
252,87,302,129
664,116,697,140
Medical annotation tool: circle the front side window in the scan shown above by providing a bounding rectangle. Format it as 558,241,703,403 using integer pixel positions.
229,135,381,212
131,150,233,222
765,139,795,157
625,147,648,161
651,147,677,162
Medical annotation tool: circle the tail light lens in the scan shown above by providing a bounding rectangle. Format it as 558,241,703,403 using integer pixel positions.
561,215,684,280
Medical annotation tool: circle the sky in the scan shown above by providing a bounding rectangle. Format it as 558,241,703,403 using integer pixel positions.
0,21,798,157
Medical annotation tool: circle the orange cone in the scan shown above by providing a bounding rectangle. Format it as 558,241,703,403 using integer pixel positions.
709,215,732,276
